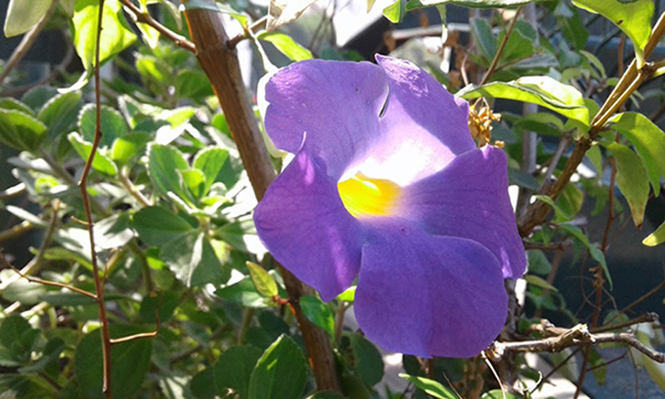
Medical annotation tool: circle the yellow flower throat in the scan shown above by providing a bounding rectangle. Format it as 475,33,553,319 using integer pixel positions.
337,173,401,218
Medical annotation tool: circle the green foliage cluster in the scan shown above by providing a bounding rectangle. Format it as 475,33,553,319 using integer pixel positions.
1,0,665,398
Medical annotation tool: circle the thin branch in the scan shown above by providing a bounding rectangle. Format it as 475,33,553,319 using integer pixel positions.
591,312,659,334
491,324,665,363
228,16,268,49
479,7,522,86
0,250,96,300
0,0,58,85
119,0,196,53
81,2,113,396
118,170,152,207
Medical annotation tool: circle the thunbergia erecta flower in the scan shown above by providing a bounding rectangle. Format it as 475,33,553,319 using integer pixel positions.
254,55,526,358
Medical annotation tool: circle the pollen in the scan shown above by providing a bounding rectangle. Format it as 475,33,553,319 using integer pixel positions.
337,173,402,218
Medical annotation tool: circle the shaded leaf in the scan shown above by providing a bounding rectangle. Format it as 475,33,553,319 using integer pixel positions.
190,345,262,399
559,224,612,289
4,0,52,37
160,232,228,287
349,334,384,386
0,109,47,152
399,374,456,399
606,142,649,227
300,295,335,339
67,132,118,176
132,207,194,246
248,335,307,399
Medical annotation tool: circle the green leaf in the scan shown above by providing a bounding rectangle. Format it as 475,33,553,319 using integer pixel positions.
190,345,263,399
605,142,649,227
399,374,457,399
258,32,313,61
481,390,522,399
527,249,551,275
159,232,228,287
248,335,307,399
4,0,52,37
409,0,536,9
139,290,179,324
0,97,34,114
214,218,264,254
0,109,47,152
175,70,214,101
0,315,40,367
534,195,572,222
557,182,584,220
337,286,356,303
147,143,193,205
38,91,83,141
572,0,654,66
193,147,230,196
74,325,152,399
181,168,206,199
132,206,194,246
182,0,248,26
643,221,665,247
470,18,496,62
247,261,279,298
458,77,589,126
559,223,612,289
93,212,134,250
78,104,128,147
67,132,118,175
514,112,564,136
305,392,348,399
300,295,335,339
383,0,406,23
611,112,665,196
110,132,150,164
349,334,384,386
216,276,271,308
524,275,558,291
71,0,137,71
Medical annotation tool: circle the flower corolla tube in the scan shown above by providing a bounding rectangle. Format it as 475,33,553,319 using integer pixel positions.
254,55,526,358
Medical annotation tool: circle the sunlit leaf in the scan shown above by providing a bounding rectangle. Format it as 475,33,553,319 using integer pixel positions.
67,132,118,176
247,261,279,298
605,142,649,227
643,221,665,247
258,32,313,61
399,374,457,399
4,0,52,37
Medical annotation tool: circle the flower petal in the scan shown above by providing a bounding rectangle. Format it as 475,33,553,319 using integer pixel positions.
263,60,389,178
400,146,526,278
354,220,507,358
356,56,476,186
253,149,363,301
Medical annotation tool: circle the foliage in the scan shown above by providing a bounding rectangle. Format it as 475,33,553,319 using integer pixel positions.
1,0,664,398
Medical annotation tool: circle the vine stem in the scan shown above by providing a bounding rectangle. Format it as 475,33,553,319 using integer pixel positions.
79,1,113,397
479,7,522,86
182,8,341,392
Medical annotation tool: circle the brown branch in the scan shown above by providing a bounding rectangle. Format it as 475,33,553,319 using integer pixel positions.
0,250,96,299
479,7,522,86
183,9,341,392
80,2,113,397
0,0,58,85
228,16,268,49
119,0,196,53
491,324,665,363
518,12,665,237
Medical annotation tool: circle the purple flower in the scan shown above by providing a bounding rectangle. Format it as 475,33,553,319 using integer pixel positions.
254,55,526,358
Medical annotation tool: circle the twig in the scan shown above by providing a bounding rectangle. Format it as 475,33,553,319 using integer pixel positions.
0,250,96,299
118,170,152,207
228,16,268,49
491,324,665,363
183,8,341,392
119,0,196,53
479,7,522,86
80,2,113,396
591,312,659,334
0,0,58,85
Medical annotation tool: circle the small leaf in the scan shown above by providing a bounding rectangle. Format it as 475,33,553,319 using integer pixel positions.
337,286,356,303
643,221,665,247
67,132,118,175
78,104,128,147
458,77,589,126
160,232,228,287
0,97,34,114
534,195,572,222
300,295,335,339
258,32,313,61
38,91,83,141
349,334,384,386
147,143,193,205
4,0,52,37
181,168,206,200
524,275,558,291
71,0,137,71
247,261,279,298
383,0,406,23
605,142,649,227
216,276,271,308
193,147,230,196
0,109,47,152
399,374,457,399
132,206,194,246
572,0,653,66
248,335,307,399
611,112,665,196
190,345,263,399
527,250,551,275
470,18,496,62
